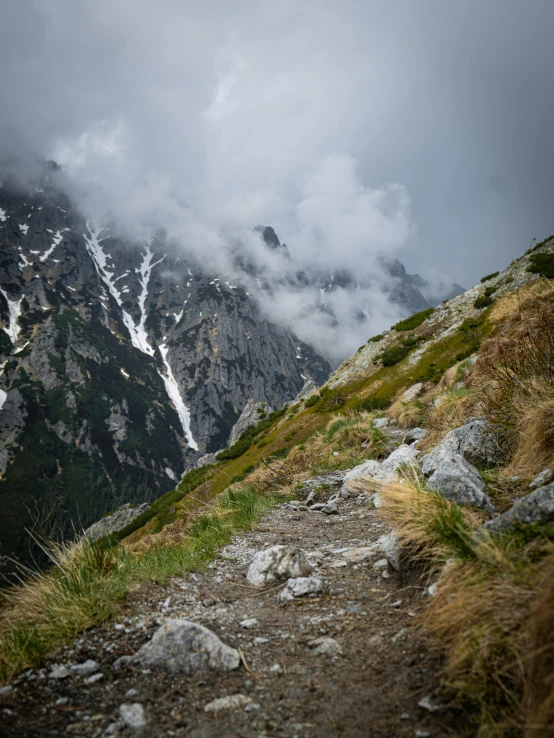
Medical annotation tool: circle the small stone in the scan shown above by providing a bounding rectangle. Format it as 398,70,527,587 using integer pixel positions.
530,468,554,489
119,703,146,731
333,451,339,457
112,655,133,670
373,558,388,569
418,695,442,713
373,417,389,429
3,708,14,716
269,663,283,674
341,546,376,563
308,637,343,658
84,672,104,685
56,697,69,706
104,723,120,736
49,665,70,680
253,637,270,645
125,689,139,698
278,576,328,602
0,685,13,695
239,618,259,629
69,659,100,678
114,624,125,631
400,712,410,720
415,731,432,738
245,702,260,712
321,503,339,515
204,694,253,713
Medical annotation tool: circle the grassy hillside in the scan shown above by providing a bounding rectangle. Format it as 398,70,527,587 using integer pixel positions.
2,238,554,734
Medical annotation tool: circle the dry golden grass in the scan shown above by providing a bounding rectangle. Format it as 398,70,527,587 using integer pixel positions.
472,288,554,475
418,389,481,452
387,400,424,428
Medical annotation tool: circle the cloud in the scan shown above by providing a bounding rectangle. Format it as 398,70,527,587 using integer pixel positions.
1,0,554,361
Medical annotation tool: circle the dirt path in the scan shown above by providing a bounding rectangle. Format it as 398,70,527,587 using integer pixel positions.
1,481,465,738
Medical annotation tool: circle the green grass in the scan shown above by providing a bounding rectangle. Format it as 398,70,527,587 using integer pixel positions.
0,487,281,683
480,271,500,283
381,344,411,366
473,295,494,309
392,307,434,332
216,406,288,461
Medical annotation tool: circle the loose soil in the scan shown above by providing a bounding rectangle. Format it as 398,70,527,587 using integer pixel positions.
1,490,471,737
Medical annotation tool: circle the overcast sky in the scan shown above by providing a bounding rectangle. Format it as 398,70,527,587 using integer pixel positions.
1,0,554,288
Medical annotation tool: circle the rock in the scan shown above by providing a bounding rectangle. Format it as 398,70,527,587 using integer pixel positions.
126,689,139,698
246,545,313,587
373,417,389,429
278,576,328,602
340,547,376,563
308,637,343,657
204,694,253,712
119,703,146,731
56,697,69,706
253,636,270,645
321,502,339,515
135,619,240,675
340,460,382,495
310,503,327,511
112,655,133,670
400,383,424,402
270,663,283,674
414,731,432,738
0,685,13,695
404,427,427,444
228,402,273,447
84,672,103,685
69,659,100,678
377,532,401,570
374,444,420,483
197,452,218,468
84,503,150,542
239,618,259,629
373,558,388,569
530,467,554,489
48,665,69,680
427,452,495,511
418,695,442,712
421,418,499,475
482,482,554,535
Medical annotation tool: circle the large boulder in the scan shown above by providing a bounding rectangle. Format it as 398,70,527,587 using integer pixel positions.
340,445,420,496
427,452,495,511
246,545,313,587
135,620,240,675
421,418,500,475
340,460,381,495
482,482,554,535
228,401,273,447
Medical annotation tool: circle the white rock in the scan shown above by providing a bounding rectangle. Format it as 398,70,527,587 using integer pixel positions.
270,663,283,674
400,383,424,402
373,417,389,429
239,618,259,629
84,672,103,684
246,545,312,587
340,546,376,563
278,576,328,602
418,694,442,712
136,619,240,675
374,445,420,483
376,532,401,570
119,703,146,731
69,660,99,678
204,694,253,713
49,665,69,680
373,558,388,569
308,637,343,657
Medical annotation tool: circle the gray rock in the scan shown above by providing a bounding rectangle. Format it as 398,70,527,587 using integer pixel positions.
196,452,218,468
376,532,401,571
530,467,554,489
0,685,13,695
340,546,376,563
340,460,382,495
84,672,104,685
228,401,273,447
427,452,495,511
278,576,328,602
246,545,313,587
204,694,253,713
239,618,258,629
482,482,554,535
69,659,100,678
119,703,146,731
308,637,343,657
418,695,442,712
309,503,327,511
135,619,240,674
373,417,389,429
421,418,499,475
375,444,420,482
403,427,427,444
112,655,133,670
321,502,339,515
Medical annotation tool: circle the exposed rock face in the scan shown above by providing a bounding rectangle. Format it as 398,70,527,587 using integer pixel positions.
84,503,151,542
421,419,500,475
427,452,495,511
0,171,330,566
228,401,273,447
482,482,554,535
135,620,240,675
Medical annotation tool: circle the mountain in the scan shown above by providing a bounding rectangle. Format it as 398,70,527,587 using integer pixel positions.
0,169,329,566
0,164,461,567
